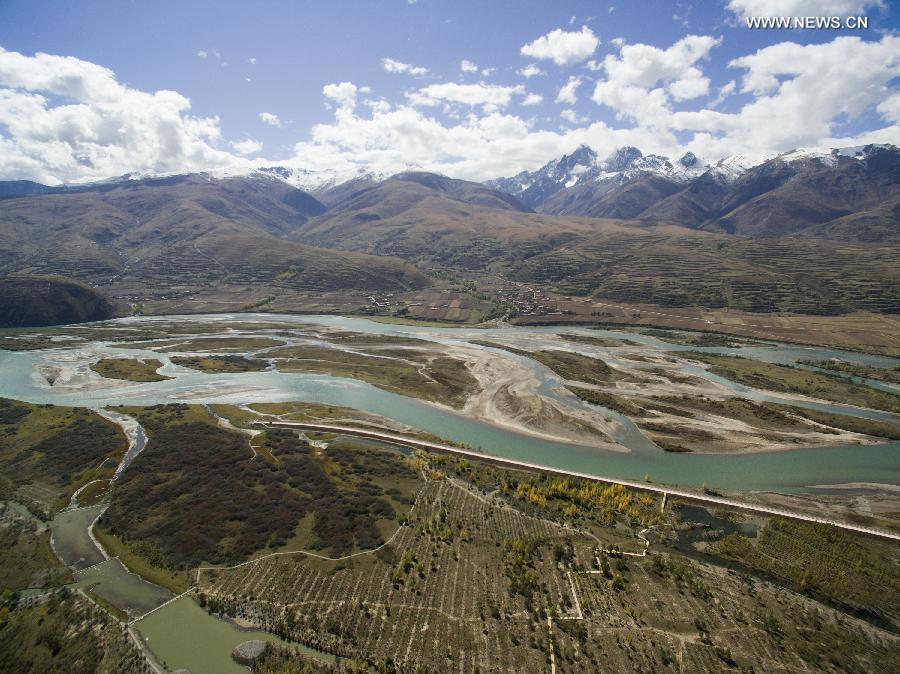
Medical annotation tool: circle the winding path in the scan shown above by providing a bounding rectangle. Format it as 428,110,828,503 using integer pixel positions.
258,420,900,542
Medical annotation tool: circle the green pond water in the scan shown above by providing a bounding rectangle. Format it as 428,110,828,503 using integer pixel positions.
74,557,172,618
50,505,106,570
133,595,335,674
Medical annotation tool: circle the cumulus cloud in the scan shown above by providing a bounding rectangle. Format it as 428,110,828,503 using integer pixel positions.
518,63,543,78
877,93,900,124
407,82,525,111
520,26,599,66
710,80,737,108
287,100,680,181
592,35,720,126
259,111,281,126
231,138,262,155
2,35,898,187
726,0,882,19
323,82,368,111
560,109,588,124
197,50,208,59
556,76,582,105
0,46,242,185
381,58,429,76
672,35,900,157
460,60,479,73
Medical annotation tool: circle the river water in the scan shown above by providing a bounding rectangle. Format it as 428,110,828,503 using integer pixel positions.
0,313,897,494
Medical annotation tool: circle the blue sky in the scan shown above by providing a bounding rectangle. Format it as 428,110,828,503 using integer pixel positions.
1,0,898,184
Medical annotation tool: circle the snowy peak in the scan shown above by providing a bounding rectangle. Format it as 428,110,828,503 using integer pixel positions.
603,146,643,172
486,145,715,208
253,165,391,194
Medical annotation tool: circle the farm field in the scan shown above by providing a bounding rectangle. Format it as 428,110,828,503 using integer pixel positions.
196,455,900,673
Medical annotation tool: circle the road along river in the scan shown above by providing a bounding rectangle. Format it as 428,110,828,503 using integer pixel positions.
263,420,900,541
0,313,897,494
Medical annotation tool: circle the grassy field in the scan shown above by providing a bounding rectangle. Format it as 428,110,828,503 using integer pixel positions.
473,341,624,385
799,358,900,384
0,398,127,516
566,385,645,416
90,357,170,382
561,333,634,347
764,404,900,440
121,335,285,352
640,328,744,347
171,354,269,373
653,395,811,432
684,353,900,413
270,344,477,408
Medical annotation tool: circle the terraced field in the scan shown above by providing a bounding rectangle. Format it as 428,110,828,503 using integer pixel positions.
515,232,900,314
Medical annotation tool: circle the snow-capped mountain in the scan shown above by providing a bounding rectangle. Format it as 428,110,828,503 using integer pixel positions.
485,145,711,209
253,165,391,194
486,143,899,221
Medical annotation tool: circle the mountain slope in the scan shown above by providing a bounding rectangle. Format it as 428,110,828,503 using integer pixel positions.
0,276,118,327
512,224,899,315
708,146,900,237
0,175,427,292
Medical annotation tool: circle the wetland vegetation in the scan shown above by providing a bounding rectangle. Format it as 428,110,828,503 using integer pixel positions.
685,352,900,413
90,357,170,382
171,354,270,373
270,343,477,407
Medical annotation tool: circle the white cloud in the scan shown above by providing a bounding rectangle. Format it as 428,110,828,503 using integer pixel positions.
556,76,582,105
287,100,681,181
877,93,900,124
560,109,588,124
381,58,429,76
323,82,365,111
0,47,242,185
726,0,882,20
407,82,525,110
520,26,599,66
197,50,208,59
232,138,262,155
592,35,720,126
672,35,900,157
2,36,898,188
460,60,479,73
518,63,543,78
710,80,737,108
259,111,281,127
248,57,257,65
